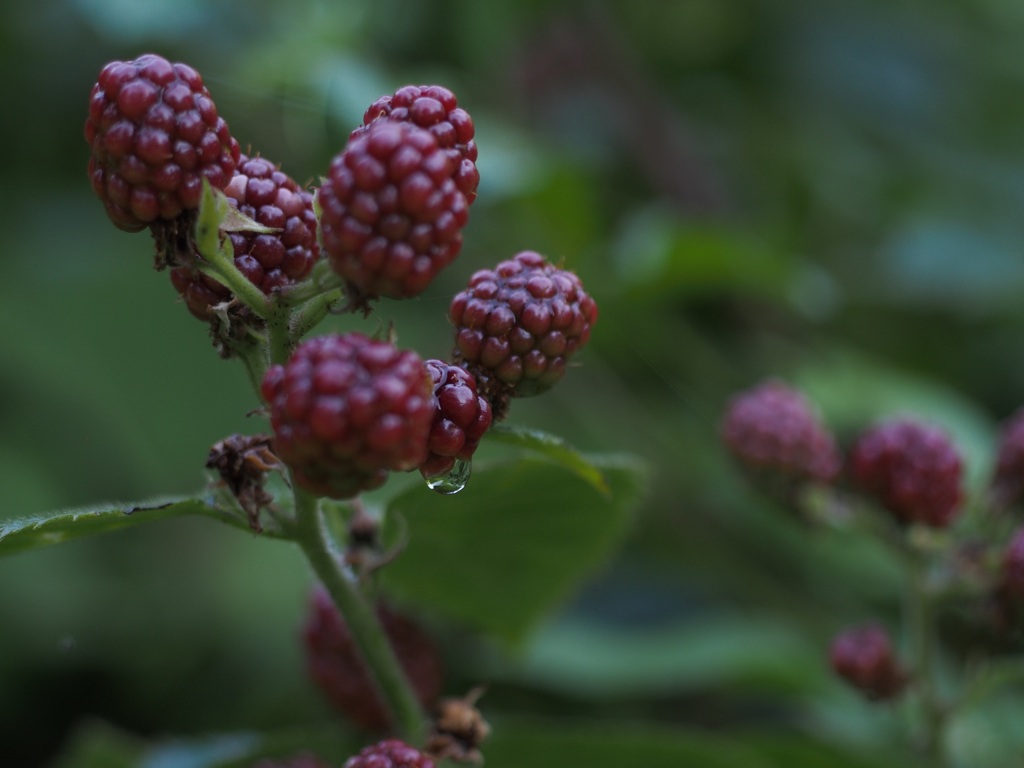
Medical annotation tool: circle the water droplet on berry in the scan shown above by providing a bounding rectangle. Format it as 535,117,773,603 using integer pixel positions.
425,458,471,495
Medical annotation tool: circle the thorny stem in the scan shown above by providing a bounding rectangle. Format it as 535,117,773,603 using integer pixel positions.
277,258,344,306
267,303,294,366
194,255,272,320
289,287,345,344
292,488,427,744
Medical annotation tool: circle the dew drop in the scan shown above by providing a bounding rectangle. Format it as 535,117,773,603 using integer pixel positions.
425,458,472,495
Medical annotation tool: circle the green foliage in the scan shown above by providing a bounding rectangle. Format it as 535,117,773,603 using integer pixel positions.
0,496,278,557
6,0,1024,764
381,455,644,643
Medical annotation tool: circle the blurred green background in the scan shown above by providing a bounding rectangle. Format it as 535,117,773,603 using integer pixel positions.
3,0,1024,765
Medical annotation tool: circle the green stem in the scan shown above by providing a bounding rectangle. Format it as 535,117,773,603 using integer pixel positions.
278,258,344,306
905,554,949,765
268,303,294,366
290,287,345,343
194,258,272,321
292,489,427,743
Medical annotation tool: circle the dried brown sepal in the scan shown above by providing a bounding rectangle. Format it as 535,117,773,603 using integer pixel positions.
150,212,199,271
206,433,283,532
425,688,490,765
207,297,262,359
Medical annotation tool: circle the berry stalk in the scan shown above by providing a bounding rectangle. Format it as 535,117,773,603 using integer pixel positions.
904,552,950,765
267,303,294,366
288,287,345,344
194,181,274,319
291,488,428,743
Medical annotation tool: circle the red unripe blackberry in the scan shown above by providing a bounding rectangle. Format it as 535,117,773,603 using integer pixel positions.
344,740,434,768
304,587,444,732
991,408,1024,508
850,419,963,528
85,53,241,232
829,624,909,701
720,380,841,484
170,153,320,320
449,251,598,406
261,333,433,499
319,120,469,302
420,360,492,479
355,84,479,205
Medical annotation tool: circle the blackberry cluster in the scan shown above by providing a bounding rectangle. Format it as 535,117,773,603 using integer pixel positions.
343,740,434,768
260,333,433,499
85,53,240,232
829,624,908,701
720,380,841,484
319,120,469,302
355,84,479,205
170,153,320,319
849,419,963,528
449,251,598,411
420,359,493,479
303,586,443,731
991,408,1024,508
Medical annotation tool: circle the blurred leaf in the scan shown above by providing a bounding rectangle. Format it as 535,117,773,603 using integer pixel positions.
49,720,143,768
0,494,284,557
742,730,926,768
487,424,610,495
948,692,1024,768
485,718,917,768
381,455,646,643
613,208,795,299
485,718,770,768
876,217,1024,310
482,613,828,697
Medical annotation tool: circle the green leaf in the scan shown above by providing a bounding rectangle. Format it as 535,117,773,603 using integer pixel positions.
612,209,795,300
948,691,1024,768
196,180,230,259
380,455,646,643
485,719,923,768
482,613,829,697
49,720,143,768
485,719,771,768
0,493,287,557
486,424,610,495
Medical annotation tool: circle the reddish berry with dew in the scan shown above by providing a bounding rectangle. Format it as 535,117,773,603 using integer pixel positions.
354,84,479,205
449,250,598,412
991,408,1024,508
343,740,435,768
720,379,841,485
829,624,909,701
170,152,320,320
850,418,963,528
319,120,469,303
261,333,433,499
420,359,492,480
85,53,240,232
304,586,444,731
